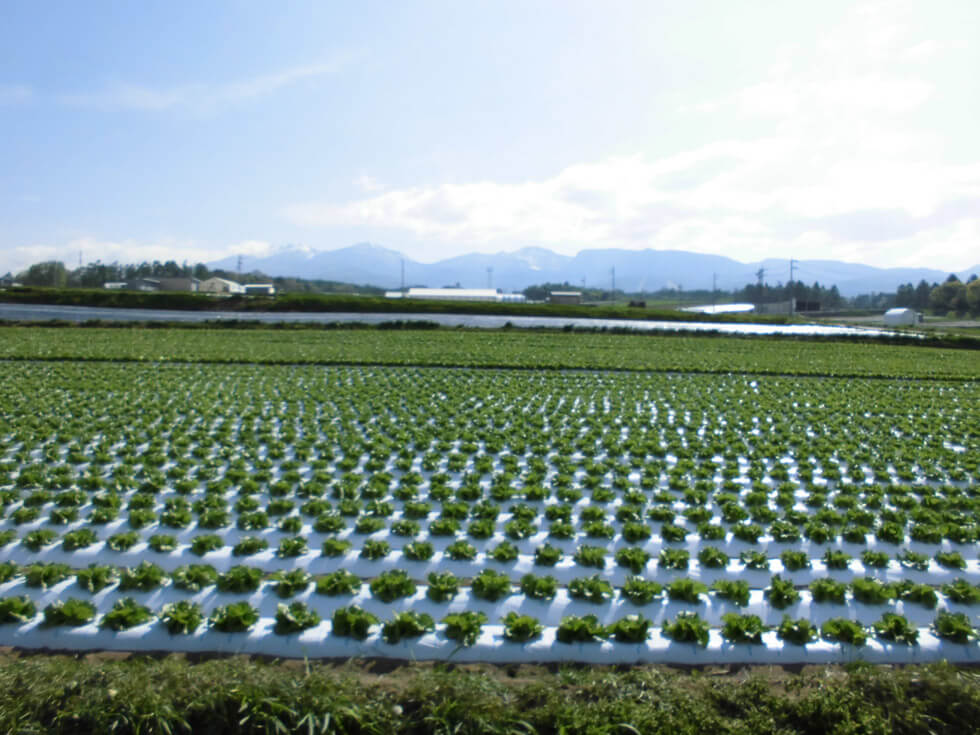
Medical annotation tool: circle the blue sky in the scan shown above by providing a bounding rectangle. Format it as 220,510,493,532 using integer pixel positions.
2,0,978,275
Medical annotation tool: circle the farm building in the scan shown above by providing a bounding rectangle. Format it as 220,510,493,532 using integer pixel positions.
385,288,525,303
683,303,756,315
199,277,245,294
549,291,582,305
884,307,921,326
157,277,200,292
244,283,276,296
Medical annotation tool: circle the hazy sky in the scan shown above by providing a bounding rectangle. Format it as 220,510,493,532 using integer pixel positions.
2,0,978,275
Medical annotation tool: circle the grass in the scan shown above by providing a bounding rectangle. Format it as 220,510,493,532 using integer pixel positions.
0,655,977,734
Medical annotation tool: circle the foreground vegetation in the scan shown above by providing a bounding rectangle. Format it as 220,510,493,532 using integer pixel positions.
0,325,978,379
0,655,977,734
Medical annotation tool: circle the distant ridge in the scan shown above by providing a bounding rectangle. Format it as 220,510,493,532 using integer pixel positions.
209,244,978,297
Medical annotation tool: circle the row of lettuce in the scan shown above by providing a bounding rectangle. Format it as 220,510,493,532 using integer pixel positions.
1,593,976,647
3,560,979,616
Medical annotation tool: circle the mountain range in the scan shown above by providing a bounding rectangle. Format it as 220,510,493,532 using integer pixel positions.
209,244,979,298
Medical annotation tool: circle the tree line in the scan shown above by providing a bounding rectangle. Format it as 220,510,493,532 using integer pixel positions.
6,260,979,315
5,259,383,296
523,280,844,310
895,275,980,315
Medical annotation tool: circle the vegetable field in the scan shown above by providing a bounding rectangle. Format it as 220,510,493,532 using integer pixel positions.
0,333,978,663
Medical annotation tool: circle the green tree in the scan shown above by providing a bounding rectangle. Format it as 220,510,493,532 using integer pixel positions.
20,261,68,288
966,279,980,315
930,278,968,314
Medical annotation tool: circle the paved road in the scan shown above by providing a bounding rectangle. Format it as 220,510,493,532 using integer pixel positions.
0,302,896,337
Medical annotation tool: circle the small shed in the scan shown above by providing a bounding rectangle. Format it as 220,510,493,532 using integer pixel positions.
549,291,582,305
884,307,920,326
158,277,200,292
244,284,276,296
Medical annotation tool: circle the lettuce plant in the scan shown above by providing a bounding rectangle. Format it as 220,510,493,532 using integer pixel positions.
61,528,98,551
821,617,868,646
490,541,519,563
520,574,558,600
471,569,512,601
721,613,768,644
315,570,361,596
777,616,817,645
43,598,96,627
148,534,178,553
321,538,352,557
403,540,435,561
370,569,417,602
569,575,614,604
666,578,707,604
274,602,321,635
227,536,265,557
442,611,487,647
22,529,57,552
779,550,809,571
444,540,476,561
933,611,976,644
272,569,313,598
209,602,260,633
809,578,847,604
534,544,562,567
574,545,608,569
106,531,139,552
873,613,918,645
74,564,119,593
556,614,608,643
426,571,459,602
0,595,36,624
711,579,750,607
942,578,980,604
382,610,435,644
99,597,152,631
622,577,662,605
216,565,263,594
658,548,690,570
360,539,391,560
501,612,543,642
764,575,800,609
662,612,709,646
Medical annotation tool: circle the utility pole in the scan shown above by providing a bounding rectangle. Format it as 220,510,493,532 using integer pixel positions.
789,259,798,313
400,259,405,291
487,267,493,290
712,272,717,310
755,268,765,287
611,267,615,293
237,255,243,282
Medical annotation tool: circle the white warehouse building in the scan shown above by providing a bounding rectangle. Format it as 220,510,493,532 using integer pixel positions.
883,307,921,326
387,288,526,303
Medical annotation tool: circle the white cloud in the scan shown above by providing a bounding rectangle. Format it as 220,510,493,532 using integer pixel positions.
282,0,979,271
282,133,980,268
57,57,354,113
